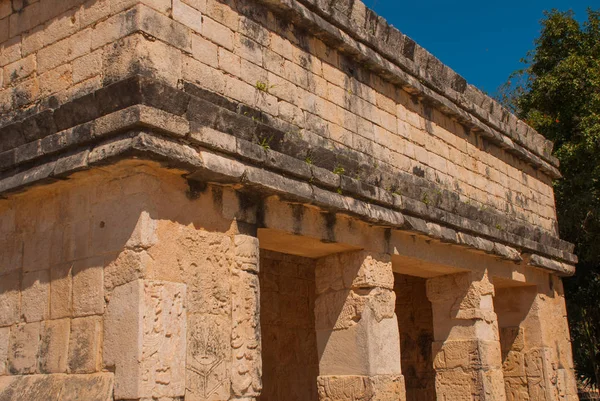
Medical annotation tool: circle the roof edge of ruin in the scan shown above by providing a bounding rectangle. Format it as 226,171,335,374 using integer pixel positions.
264,0,559,171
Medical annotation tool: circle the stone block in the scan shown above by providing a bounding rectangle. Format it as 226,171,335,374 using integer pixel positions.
39,318,70,374
350,252,394,290
187,314,231,401
72,256,104,317
21,270,50,322
317,374,406,401
104,280,186,399
50,263,72,319
8,322,40,374
0,272,20,327
234,234,259,273
68,316,102,373
0,372,114,401
0,327,8,375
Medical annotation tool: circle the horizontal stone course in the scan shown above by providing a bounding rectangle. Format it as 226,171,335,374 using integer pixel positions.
0,125,576,272
286,0,557,167
0,0,561,236
0,75,573,254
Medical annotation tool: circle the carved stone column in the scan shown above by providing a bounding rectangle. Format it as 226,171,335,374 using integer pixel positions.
495,282,578,401
230,234,262,400
314,251,406,401
426,270,507,401
104,280,187,400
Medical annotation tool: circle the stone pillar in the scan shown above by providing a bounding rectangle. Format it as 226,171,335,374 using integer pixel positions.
230,234,262,400
426,270,507,401
495,282,578,401
103,279,187,400
314,251,406,401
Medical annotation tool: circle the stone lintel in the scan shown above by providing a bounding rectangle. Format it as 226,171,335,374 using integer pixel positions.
0,127,576,276
0,75,576,266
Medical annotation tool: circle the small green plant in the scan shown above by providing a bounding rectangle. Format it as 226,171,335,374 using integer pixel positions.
256,81,269,92
305,156,313,165
258,135,273,150
336,188,343,195
422,193,430,205
333,165,345,175
495,224,503,231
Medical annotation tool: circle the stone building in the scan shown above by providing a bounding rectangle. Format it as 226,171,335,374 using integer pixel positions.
0,0,579,400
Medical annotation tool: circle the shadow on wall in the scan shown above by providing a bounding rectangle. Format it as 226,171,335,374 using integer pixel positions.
0,160,237,383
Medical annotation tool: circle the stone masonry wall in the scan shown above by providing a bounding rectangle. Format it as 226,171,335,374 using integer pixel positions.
394,273,435,401
0,0,560,237
0,161,263,400
259,250,318,401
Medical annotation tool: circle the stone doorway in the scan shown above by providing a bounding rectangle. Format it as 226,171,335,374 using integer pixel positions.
258,250,319,401
393,273,436,401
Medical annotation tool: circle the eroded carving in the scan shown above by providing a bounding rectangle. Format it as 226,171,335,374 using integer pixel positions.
231,269,262,397
187,315,231,401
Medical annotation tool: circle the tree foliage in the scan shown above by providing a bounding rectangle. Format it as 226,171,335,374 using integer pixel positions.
498,8,600,389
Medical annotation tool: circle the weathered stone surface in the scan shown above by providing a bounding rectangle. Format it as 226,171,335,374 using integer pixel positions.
317,374,406,401
0,373,113,401
72,257,104,317
104,279,186,399
427,270,506,400
0,1,582,400
187,314,231,401
0,327,9,376
0,272,20,327
21,270,50,322
39,319,70,374
68,316,102,374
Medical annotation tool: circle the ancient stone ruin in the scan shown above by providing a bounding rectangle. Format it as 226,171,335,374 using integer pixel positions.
0,0,580,400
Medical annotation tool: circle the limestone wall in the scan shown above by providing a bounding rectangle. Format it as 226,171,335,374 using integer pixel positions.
0,162,263,400
259,250,318,401
0,0,561,237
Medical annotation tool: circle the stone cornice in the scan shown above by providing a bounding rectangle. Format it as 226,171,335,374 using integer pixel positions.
255,0,561,178
0,77,577,274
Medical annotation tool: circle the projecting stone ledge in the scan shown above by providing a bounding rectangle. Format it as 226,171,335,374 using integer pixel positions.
0,125,576,276
0,74,576,273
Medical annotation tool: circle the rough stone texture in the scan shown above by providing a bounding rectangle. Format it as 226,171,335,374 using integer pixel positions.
317,374,405,401
0,0,582,393
426,270,507,400
315,251,406,400
0,373,114,401
231,234,262,398
495,284,579,401
0,157,580,400
259,251,319,401
103,279,186,399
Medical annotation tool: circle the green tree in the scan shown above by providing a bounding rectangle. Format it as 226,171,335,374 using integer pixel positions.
498,8,600,391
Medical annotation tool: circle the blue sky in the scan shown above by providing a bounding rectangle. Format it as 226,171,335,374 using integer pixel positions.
364,1,592,96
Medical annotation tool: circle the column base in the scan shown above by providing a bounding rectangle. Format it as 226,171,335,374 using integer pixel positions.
317,374,406,401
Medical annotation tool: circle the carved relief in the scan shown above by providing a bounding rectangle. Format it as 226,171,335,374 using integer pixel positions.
525,348,559,401
231,269,262,397
186,315,231,401
317,376,373,401
317,375,405,401
234,235,259,273
504,377,530,401
141,281,187,398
